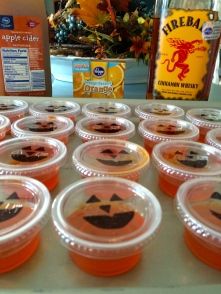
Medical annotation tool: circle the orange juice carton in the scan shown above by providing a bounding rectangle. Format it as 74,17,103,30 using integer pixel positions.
29,100,81,122
176,177,221,270
186,108,221,142
152,140,221,197
138,118,199,154
72,139,149,182
0,175,50,273
51,177,162,276
135,103,185,121
73,59,125,98
0,0,51,96
82,101,131,118
0,136,67,191
75,116,135,143
11,115,74,145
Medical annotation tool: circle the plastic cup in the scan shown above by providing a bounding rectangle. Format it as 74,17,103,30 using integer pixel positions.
0,98,28,123
51,176,162,276
138,118,199,154
152,140,221,198
72,139,150,182
0,115,10,141
82,102,131,118
75,116,135,142
175,177,221,270
135,103,185,121
0,175,50,273
29,100,81,122
186,108,221,143
11,115,74,144
0,136,67,191
205,128,221,150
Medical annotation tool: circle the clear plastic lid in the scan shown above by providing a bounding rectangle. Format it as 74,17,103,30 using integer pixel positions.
0,175,50,247
186,108,221,129
152,140,221,181
82,102,131,118
72,139,149,179
0,136,67,177
75,116,135,141
29,100,81,119
175,177,221,247
11,115,74,139
0,99,28,118
135,103,185,120
138,118,199,143
205,128,221,150
0,115,10,133
51,177,162,258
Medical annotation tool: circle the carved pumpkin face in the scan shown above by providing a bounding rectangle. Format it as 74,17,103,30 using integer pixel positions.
156,123,185,135
95,106,118,114
90,122,123,134
150,106,171,115
200,111,221,122
45,105,71,113
0,192,22,222
96,148,133,167
173,150,208,168
28,121,57,132
0,103,17,111
11,146,49,162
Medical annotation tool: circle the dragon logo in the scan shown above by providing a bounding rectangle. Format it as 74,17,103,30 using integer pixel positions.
162,38,206,81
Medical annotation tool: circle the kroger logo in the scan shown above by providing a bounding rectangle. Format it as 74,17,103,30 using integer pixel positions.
93,66,105,77
0,16,14,29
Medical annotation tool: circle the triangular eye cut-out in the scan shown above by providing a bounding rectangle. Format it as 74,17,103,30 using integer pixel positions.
86,195,101,203
210,191,221,200
110,194,122,201
101,149,113,154
119,150,129,154
8,192,19,200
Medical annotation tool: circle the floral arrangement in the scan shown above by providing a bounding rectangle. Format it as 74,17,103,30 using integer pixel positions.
48,0,154,62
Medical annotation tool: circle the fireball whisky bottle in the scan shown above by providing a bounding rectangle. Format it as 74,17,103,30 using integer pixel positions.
146,0,221,100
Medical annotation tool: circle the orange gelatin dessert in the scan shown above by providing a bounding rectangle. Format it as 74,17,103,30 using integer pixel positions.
152,140,221,197
176,177,221,270
0,175,50,273
52,177,162,276
0,136,67,191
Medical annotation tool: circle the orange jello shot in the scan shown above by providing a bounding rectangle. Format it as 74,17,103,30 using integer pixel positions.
205,128,221,151
135,103,184,121
51,176,162,276
175,177,221,270
72,139,149,182
11,115,74,144
0,115,10,141
0,136,67,191
138,118,199,154
0,175,50,273
75,116,135,142
82,102,131,118
0,98,28,123
29,100,81,122
152,140,221,198
186,108,221,143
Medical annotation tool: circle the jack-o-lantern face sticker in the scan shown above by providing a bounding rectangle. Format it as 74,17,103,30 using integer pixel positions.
90,122,123,133
0,192,22,222
0,103,17,111
96,148,133,166
156,123,185,135
200,111,221,122
28,121,57,132
174,150,208,168
95,106,118,114
11,146,48,162
209,191,221,220
45,105,72,112
150,106,171,115
83,194,134,229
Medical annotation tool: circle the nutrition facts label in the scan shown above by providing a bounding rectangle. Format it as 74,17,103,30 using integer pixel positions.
1,47,45,92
